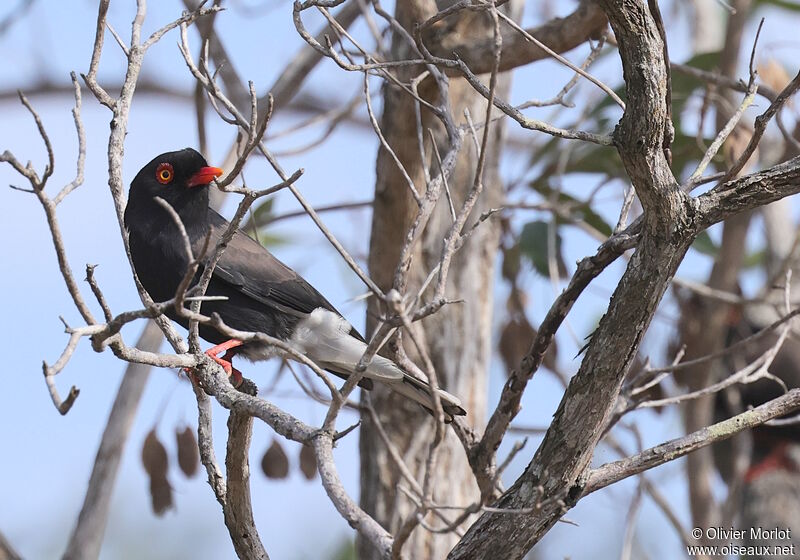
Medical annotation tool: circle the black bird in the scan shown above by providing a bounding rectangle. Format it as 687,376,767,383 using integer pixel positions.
715,311,800,481
124,148,465,420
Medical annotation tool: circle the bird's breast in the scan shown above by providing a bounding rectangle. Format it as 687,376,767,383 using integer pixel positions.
129,227,194,304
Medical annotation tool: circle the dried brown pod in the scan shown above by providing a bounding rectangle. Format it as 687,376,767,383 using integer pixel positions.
141,429,172,515
176,426,199,477
499,313,558,375
299,444,317,480
499,316,536,374
758,59,792,95
261,440,290,479
149,478,173,516
142,429,168,480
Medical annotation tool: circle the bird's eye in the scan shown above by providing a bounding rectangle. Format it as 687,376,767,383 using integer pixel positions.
156,163,174,185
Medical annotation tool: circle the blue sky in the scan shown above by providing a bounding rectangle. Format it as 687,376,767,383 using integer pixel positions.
2,1,800,559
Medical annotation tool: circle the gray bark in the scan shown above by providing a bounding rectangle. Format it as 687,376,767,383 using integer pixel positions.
451,1,799,556
357,2,512,558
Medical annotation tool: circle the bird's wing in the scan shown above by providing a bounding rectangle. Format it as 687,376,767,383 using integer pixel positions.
202,210,366,341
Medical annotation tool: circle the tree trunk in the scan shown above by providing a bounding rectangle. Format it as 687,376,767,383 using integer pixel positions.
358,2,513,558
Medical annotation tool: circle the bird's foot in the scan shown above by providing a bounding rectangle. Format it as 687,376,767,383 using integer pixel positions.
184,339,245,388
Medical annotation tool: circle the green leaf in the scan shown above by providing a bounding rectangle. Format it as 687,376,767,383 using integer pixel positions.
587,84,627,117
330,539,357,560
743,249,767,269
671,51,722,119
238,197,287,248
251,232,287,248
671,52,722,95
756,0,800,11
692,231,719,257
241,197,275,233
690,234,764,268
670,131,718,178
529,181,614,237
501,243,522,281
519,220,566,277
251,197,275,226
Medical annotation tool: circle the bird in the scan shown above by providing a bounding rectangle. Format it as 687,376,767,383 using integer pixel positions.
124,148,466,420
714,310,800,482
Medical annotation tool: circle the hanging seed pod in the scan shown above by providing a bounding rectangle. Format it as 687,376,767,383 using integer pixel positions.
149,478,173,516
142,429,168,481
299,444,317,480
141,429,172,515
498,316,536,374
261,440,289,479
176,426,199,477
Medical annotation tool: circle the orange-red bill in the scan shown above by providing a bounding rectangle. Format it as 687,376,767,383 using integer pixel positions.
187,166,223,187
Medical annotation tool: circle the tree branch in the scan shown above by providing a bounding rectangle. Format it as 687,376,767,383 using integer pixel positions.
698,155,800,228
224,406,269,560
451,2,688,556
584,389,800,495
424,0,608,74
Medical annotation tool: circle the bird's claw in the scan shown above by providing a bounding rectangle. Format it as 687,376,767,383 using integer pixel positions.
183,339,245,389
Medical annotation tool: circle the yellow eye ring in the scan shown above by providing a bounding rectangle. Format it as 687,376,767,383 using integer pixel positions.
156,162,174,185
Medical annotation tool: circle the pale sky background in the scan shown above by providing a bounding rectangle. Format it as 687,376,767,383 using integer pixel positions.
1,1,799,559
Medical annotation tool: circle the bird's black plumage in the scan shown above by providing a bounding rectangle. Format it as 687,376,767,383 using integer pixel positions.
126,150,337,341
124,148,465,419
710,309,800,484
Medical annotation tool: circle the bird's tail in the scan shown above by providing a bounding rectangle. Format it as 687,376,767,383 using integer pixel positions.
389,367,467,422
291,309,466,421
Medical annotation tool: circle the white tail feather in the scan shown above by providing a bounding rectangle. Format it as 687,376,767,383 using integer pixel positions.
290,309,464,415
291,309,401,381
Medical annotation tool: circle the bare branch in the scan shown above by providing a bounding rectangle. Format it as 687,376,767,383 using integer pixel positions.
697,155,800,229
471,223,640,492
195,385,226,505
313,431,394,559
685,81,757,188
423,0,608,75
719,69,800,183
584,389,800,495
43,362,80,416
53,73,86,205
224,406,269,559
494,10,624,109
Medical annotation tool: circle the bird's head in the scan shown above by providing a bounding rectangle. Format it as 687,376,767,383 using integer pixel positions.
126,148,223,232
129,147,223,202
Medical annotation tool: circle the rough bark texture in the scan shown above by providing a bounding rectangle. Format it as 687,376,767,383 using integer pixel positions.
450,220,695,560
224,409,268,560
357,2,510,558
446,0,800,553
450,2,695,557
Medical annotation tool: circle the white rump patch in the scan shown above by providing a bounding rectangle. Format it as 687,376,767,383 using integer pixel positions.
290,308,403,381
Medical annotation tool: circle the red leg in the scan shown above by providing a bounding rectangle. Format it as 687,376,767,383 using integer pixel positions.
184,339,244,388
205,339,244,359
206,339,244,387
218,348,244,388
